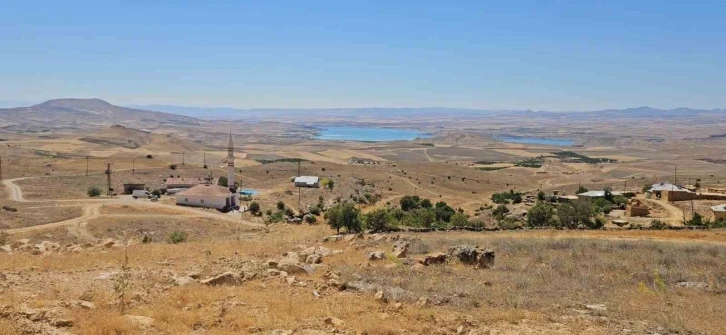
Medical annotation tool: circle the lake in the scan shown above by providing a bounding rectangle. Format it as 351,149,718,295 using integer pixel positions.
317,126,429,142
496,136,575,146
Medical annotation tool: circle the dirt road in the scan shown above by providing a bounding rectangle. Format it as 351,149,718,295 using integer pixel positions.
3,175,263,236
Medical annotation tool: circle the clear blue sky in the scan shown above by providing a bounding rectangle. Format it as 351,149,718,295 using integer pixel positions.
1,1,724,110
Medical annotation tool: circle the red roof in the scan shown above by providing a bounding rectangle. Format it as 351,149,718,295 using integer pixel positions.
176,184,232,197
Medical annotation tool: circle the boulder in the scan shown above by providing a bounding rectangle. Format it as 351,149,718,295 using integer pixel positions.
391,241,409,258
447,245,495,269
0,245,12,253
367,251,386,261
200,272,243,286
173,275,196,286
323,235,344,242
305,254,322,264
418,252,447,266
374,290,387,303
324,316,345,327
79,301,96,310
124,315,154,328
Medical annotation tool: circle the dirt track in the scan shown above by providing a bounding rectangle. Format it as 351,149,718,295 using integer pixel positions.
3,176,263,236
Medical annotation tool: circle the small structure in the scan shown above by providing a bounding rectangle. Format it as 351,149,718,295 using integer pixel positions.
166,177,206,190
712,204,726,221
646,183,694,201
175,184,238,211
626,199,650,217
293,176,320,188
122,183,146,195
577,190,622,201
556,195,579,203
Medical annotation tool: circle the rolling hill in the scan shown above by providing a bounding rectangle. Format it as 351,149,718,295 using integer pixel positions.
0,98,202,132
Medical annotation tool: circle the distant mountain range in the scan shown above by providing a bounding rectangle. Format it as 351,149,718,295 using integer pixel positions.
128,104,725,120
0,99,202,132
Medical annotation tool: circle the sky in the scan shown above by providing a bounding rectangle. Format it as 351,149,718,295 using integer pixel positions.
1,1,725,110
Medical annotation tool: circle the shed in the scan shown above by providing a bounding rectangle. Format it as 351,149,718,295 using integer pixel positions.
294,176,320,188
712,204,726,221
122,183,146,195
577,190,622,201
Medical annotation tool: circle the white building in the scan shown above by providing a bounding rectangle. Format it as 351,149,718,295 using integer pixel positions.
577,190,622,201
294,176,320,188
176,184,238,211
712,204,726,221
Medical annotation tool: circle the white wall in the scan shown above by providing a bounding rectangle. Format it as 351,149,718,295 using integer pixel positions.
175,195,235,210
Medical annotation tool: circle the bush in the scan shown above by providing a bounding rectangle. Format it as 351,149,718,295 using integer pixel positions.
309,206,322,216
284,207,295,217
576,185,588,194
151,189,161,197
588,216,606,229
527,202,555,227
141,235,152,244
167,231,187,244
650,219,668,229
305,215,317,224
450,212,469,227
269,211,285,223
512,194,523,204
687,212,704,226
146,154,153,159
400,195,422,211
492,204,510,219
537,191,546,201
249,201,260,214
87,186,101,197
169,164,177,170
218,176,229,187
276,201,286,211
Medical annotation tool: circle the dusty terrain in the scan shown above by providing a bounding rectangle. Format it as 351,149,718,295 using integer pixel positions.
1,102,726,334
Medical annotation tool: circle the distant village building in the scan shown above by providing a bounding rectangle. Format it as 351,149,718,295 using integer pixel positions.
226,132,237,192
646,183,695,201
175,184,238,211
122,183,146,195
712,204,726,221
577,190,622,201
294,176,320,188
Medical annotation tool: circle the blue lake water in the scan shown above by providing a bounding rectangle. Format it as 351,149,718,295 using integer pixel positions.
496,136,575,146
317,126,429,142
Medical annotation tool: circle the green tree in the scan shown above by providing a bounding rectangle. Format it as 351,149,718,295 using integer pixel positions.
218,176,228,187
450,212,469,227
592,198,612,214
420,198,433,209
687,212,704,226
87,186,101,197
527,202,555,227
433,201,455,222
364,208,391,232
603,186,614,202
276,201,286,211
557,201,594,229
249,201,260,214
537,190,546,201
512,194,523,204
326,179,335,190
325,202,361,233
576,185,588,194
400,195,421,211
412,208,436,227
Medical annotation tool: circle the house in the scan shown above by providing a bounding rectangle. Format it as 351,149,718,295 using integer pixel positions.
712,204,726,221
122,183,145,195
646,183,693,199
294,176,320,188
175,184,238,211
166,177,206,190
577,190,622,201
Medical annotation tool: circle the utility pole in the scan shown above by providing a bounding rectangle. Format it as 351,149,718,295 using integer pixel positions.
203,152,206,167
674,166,678,187
105,163,112,196
0,157,3,183
182,152,185,166
132,158,135,176
86,156,89,176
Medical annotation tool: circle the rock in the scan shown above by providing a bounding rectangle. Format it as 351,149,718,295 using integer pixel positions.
676,281,708,289
324,316,345,327
391,241,409,258
327,279,340,288
447,245,495,269
98,238,117,248
343,234,363,243
367,251,386,261
270,330,293,335
200,272,243,286
393,302,403,311
79,301,96,310
187,270,202,279
418,252,447,266
0,245,12,253
278,262,311,275
374,290,387,303
456,325,465,334
284,276,296,285
416,297,428,307
585,304,607,312
173,275,196,286
266,269,282,277
323,235,344,242
124,315,154,328
13,239,30,247
95,272,119,280
305,254,322,264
